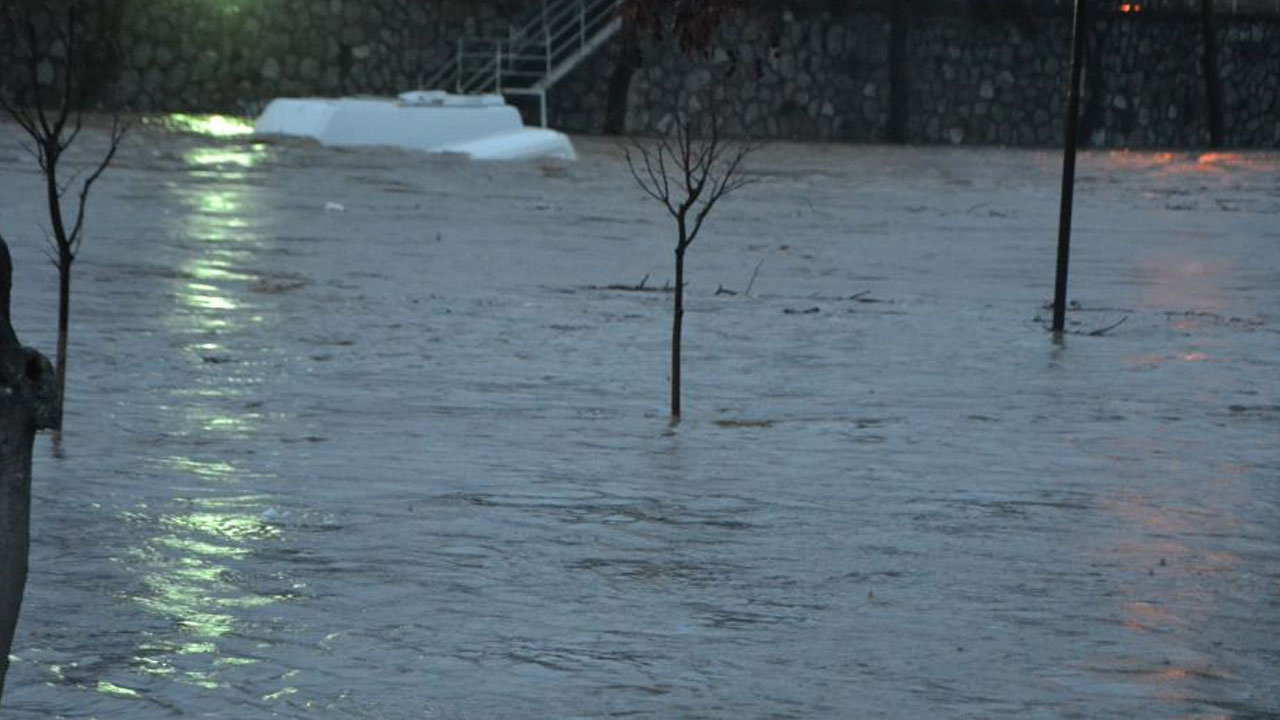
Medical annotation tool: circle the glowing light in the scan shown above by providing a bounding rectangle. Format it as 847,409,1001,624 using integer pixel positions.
164,113,255,138
1118,3,1142,11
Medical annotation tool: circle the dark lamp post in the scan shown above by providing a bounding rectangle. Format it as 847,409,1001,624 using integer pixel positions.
1053,0,1088,335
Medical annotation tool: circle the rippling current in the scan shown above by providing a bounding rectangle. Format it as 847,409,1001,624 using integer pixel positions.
1,121,1277,718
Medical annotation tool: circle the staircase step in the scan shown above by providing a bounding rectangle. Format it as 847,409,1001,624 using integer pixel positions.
422,0,623,126
535,16,622,90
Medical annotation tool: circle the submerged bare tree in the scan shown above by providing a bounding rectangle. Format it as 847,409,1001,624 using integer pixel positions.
625,101,757,420
0,0,127,428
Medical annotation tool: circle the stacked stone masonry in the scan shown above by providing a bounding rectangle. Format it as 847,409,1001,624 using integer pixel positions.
3,0,1277,148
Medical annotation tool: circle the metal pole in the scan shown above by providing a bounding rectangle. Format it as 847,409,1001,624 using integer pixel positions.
1053,0,1088,335
540,91,548,129
495,43,502,93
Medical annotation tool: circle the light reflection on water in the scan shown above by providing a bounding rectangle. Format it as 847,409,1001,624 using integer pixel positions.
1081,437,1267,714
183,148,263,170
113,131,289,700
127,483,282,691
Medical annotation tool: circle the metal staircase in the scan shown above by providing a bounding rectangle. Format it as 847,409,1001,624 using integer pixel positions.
421,0,623,128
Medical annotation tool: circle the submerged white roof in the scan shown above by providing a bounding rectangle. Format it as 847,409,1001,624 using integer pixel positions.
254,93,576,161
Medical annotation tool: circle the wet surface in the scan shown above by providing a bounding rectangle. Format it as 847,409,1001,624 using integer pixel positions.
1,119,1277,718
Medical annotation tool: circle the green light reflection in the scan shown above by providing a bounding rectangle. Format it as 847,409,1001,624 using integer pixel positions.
184,148,263,168
129,479,285,691
162,456,238,480
165,508,281,543
191,190,245,216
164,113,255,138
135,125,290,695
185,256,252,282
184,286,239,312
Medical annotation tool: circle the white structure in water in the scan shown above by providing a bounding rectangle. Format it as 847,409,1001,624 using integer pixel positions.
254,91,577,161
254,0,626,161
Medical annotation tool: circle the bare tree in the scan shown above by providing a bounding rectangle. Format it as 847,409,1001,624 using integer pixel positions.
0,0,127,429
625,101,757,420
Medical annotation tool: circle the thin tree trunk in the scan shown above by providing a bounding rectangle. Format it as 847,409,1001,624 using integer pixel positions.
43,143,70,427
55,262,70,430
44,147,69,249
671,244,685,420
0,239,58,705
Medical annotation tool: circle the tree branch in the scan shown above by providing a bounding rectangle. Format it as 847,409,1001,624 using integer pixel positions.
627,91,760,253
69,115,126,252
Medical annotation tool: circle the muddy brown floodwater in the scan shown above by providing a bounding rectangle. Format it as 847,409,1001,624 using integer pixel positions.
0,118,1277,718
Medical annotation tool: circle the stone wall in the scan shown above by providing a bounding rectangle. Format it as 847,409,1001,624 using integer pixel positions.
618,10,897,143
111,0,532,114
3,0,1277,148
565,4,1280,148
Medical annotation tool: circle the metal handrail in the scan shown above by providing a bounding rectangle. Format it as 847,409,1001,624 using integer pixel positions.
419,0,623,125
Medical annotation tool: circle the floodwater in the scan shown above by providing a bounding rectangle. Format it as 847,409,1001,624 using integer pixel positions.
0,118,1277,719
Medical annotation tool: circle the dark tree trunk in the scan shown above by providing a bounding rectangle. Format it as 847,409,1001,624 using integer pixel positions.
55,257,70,430
1200,0,1223,147
0,238,58,705
671,242,685,420
43,139,70,427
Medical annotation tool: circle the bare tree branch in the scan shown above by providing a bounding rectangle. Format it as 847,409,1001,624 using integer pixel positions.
625,142,668,206
41,230,58,267
628,94,760,249
0,92,39,140
60,110,85,153
69,116,125,253
656,134,673,211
